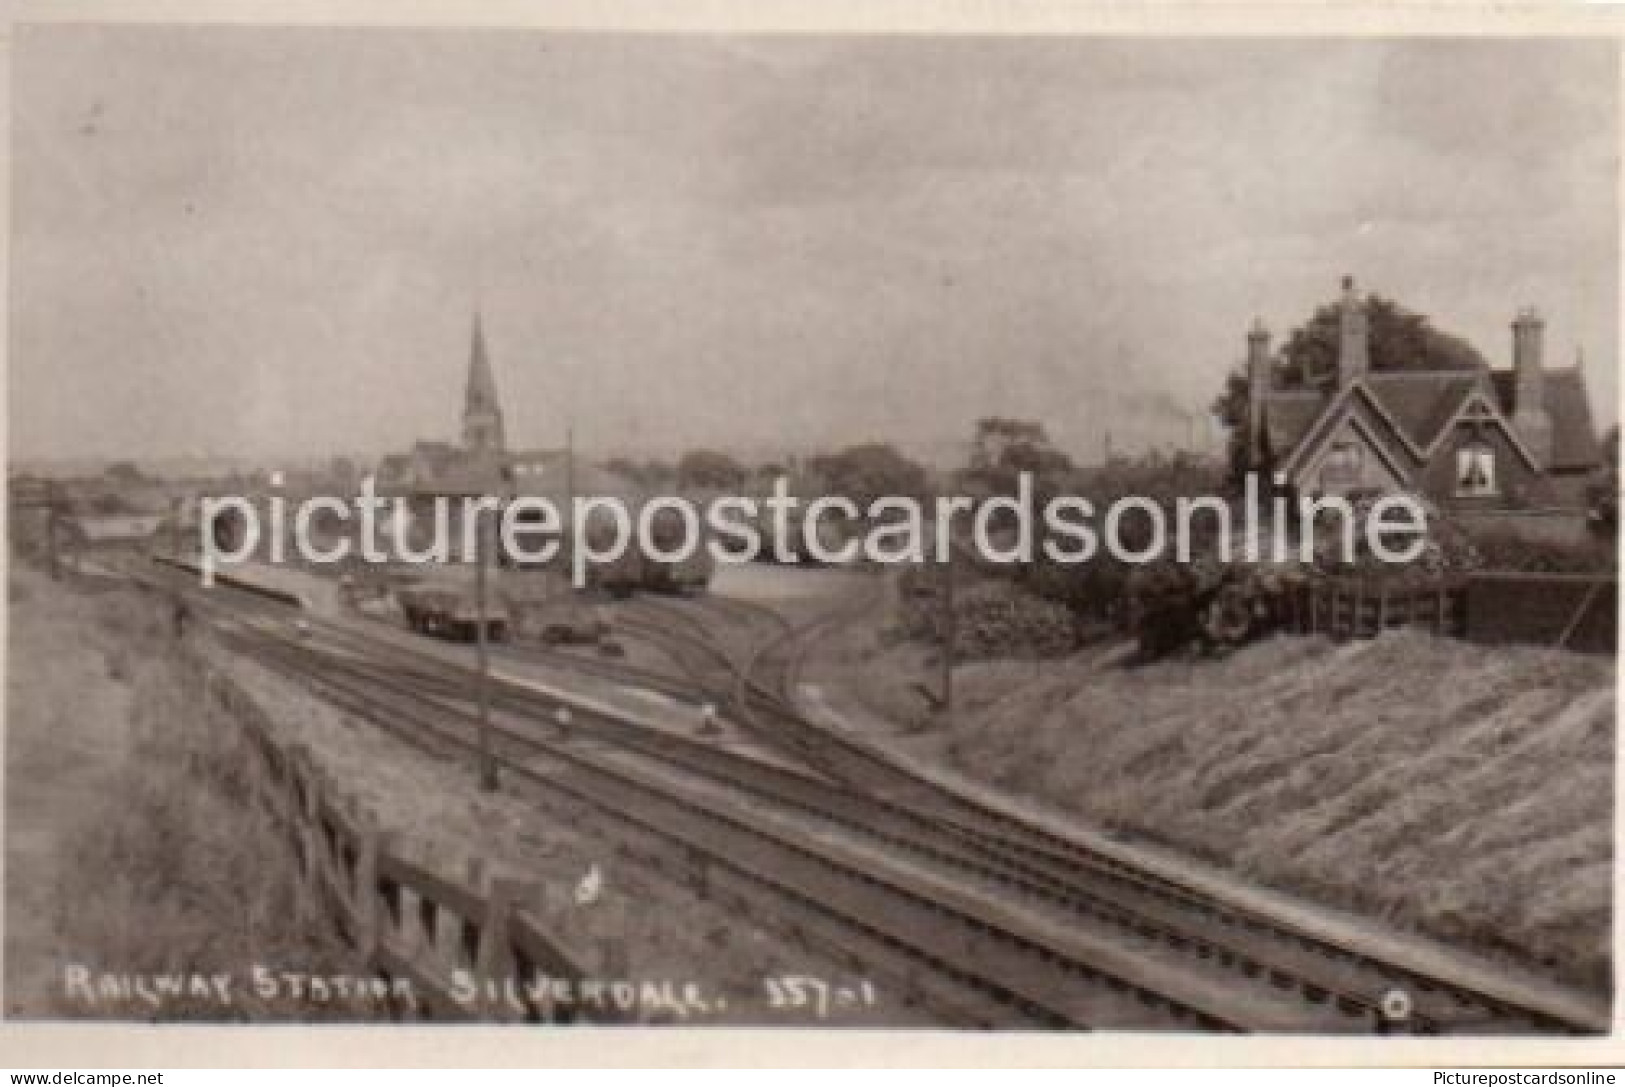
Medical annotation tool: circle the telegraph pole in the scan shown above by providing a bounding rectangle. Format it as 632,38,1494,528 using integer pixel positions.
939,537,956,723
469,447,506,794
931,482,964,725
474,497,498,792
566,422,576,509
45,481,60,581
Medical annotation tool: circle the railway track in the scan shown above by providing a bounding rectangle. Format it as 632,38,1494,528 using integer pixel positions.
161,580,1244,1027
133,557,1609,1034
548,582,1611,1035
609,593,861,768
494,640,702,707
217,616,1275,1031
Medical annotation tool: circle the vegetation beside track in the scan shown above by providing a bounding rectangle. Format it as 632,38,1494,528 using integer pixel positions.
814,606,1614,994
5,569,374,1019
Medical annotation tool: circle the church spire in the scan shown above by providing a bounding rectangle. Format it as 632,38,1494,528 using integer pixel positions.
462,310,506,456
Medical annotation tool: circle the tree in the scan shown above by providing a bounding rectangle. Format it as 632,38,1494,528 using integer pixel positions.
676,449,745,490
1278,292,1486,388
640,459,676,488
1211,369,1256,486
327,456,359,491
1214,291,1489,483
103,460,146,485
806,443,929,511
960,417,1073,498
1020,451,1227,622
1588,424,1619,534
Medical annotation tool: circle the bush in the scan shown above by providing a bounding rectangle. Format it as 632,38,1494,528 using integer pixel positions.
1017,451,1229,624
899,573,1077,660
1304,494,1482,579
1465,527,1617,574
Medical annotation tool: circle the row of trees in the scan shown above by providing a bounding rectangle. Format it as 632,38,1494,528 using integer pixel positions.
600,444,935,503
950,417,1226,624
592,289,1618,637
595,413,1222,616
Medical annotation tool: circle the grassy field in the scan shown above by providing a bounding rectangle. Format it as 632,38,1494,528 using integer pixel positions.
817,614,1614,992
4,568,375,1019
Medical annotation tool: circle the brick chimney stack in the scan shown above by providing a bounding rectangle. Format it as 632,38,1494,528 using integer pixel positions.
1512,306,1552,468
1247,317,1271,463
1337,274,1369,388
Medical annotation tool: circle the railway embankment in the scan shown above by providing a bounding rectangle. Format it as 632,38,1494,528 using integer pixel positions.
10,566,893,1023
811,611,1614,996
3,568,373,1018
207,629,912,1025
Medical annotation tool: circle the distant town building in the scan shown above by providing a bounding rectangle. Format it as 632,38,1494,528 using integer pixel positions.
462,313,507,459
376,314,511,498
61,513,164,550
374,314,628,510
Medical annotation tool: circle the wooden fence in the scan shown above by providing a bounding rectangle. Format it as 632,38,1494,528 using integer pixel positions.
1462,572,1616,655
1283,576,1468,640
1284,572,1615,654
205,667,616,1023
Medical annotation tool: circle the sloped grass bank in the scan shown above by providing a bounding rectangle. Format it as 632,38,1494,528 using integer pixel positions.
6,572,375,1019
822,620,1613,992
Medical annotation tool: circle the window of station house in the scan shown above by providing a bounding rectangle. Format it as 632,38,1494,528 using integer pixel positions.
1455,441,1497,497
1319,440,1362,490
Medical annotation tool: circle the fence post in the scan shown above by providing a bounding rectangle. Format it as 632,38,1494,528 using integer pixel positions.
461,857,486,968
476,877,522,1021
294,747,328,924
354,825,394,966
1377,583,1388,633
416,888,441,960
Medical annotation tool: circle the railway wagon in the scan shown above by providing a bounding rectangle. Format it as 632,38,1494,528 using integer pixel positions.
396,580,511,642
639,543,716,595
579,513,716,598
584,540,716,597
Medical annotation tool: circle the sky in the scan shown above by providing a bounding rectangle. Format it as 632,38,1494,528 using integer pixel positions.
10,28,1619,467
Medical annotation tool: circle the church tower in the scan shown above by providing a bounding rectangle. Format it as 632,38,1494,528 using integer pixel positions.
462,312,507,458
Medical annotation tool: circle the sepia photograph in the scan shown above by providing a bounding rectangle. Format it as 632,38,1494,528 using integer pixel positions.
3,14,1619,1057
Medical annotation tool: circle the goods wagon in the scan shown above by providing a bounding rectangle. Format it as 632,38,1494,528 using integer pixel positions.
582,538,715,598
396,578,511,642
578,510,716,598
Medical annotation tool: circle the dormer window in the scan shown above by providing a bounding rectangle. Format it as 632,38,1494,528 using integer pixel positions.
1456,441,1497,497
